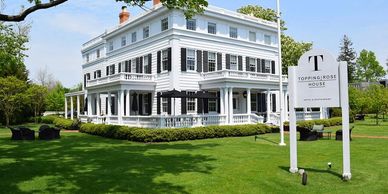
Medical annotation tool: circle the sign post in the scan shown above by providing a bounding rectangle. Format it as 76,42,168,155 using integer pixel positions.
288,49,351,180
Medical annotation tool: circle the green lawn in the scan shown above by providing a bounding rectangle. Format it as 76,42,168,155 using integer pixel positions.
1,120,388,194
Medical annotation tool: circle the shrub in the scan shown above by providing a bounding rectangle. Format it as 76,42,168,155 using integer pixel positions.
41,115,58,124
53,117,81,130
80,123,272,143
296,117,342,129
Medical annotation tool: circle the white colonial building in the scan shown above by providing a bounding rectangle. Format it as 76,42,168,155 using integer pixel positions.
64,0,326,128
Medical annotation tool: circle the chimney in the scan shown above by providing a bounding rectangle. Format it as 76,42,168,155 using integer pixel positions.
119,6,130,24
153,0,161,6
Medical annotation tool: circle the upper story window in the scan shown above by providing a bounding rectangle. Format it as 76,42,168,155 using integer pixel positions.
186,19,196,31
230,55,237,70
161,18,168,31
229,27,238,39
187,91,196,113
264,35,271,45
208,22,217,34
94,70,101,79
162,49,168,71
131,32,137,43
121,36,126,47
143,26,149,39
249,58,256,72
96,49,100,59
249,31,256,42
208,52,216,72
143,55,149,74
86,53,90,63
186,49,196,71
108,41,114,51
264,60,271,73
86,73,91,80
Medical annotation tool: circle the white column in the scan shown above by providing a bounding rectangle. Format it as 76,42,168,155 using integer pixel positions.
70,96,74,120
77,95,80,119
266,89,271,122
284,91,289,121
119,90,124,124
224,88,229,124
107,92,112,116
87,94,92,116
247,88,251,115
96,93,100,116
220,88,224,115
65,97,68,119
126,90,130,116
229,87,233,124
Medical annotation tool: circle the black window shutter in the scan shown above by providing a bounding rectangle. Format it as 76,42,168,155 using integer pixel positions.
167,97,172,115
226,54,230,69
204,98,209,114
148,93,152,115
157,51,161,73
238,56,243,71
181,48,187,72
246,57,250,71
203,51,208,72
106,66,109,76
261,59,266,73
118,62,121,73
217,92,220,113
257,58,261,73
94,71,96,79
197,97,203,114
157,92,161,115
257,93,260,112
84,74,86,87
167,47,172,71
124,61,128,72
271,60,276,74
129,60,132,73
217,53,222,70
181,91,187,115
262,93,267,112
272,94,276,112
148,54,152,74
112,65,115,74
140,57,143,74
139,94,143,115
197,50,202,72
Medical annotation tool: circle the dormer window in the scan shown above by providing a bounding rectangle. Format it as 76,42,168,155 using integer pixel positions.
121,36,126,47
264,35,271,45
249,31,256,42
96,49,100,58
229,27,237,39
143,26,149,39
186,19,196,31
108,41,114,51
131,32,137,43
161,18,168,31
208,22,217,34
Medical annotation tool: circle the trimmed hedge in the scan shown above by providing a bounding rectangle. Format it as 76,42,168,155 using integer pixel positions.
40,115,59,124
52,117,81,130
284,117,342,130
80,123,273,143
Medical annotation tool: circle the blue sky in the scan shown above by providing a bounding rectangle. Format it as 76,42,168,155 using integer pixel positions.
3,0,388,87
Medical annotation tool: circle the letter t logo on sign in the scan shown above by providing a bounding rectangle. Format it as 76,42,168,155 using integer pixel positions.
308,55,324,71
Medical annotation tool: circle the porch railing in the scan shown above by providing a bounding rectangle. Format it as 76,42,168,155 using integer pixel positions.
296,112,321,121
87,73,156,87
202,70,288,82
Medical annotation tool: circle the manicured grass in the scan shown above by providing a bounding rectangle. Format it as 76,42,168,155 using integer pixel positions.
1,120,388,193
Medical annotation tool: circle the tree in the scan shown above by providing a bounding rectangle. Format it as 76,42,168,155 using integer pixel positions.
45,82,69,111
355,50,386,82
26,84,48,121
36,66,56,90
0,23,29,81
0,76,28,127
0,0,208,22
365,85,388,125
338,35,357,83
237,5,312,74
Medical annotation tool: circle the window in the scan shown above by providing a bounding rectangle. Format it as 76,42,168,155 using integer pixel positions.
187,92,196,113
229,27,237,39
208,52,216,72
208,93,217,112
186,19,196,31
143,26,149,39
265,60,271,73
208,22,216,34
186,49,196,71
233,98,239,109
249,58,256,72
96,70,101,78
249,31,256,42
161,18,168,31
108,41,113,51
162,98,168,113
251,93,257,111
143,55,149,73
86,73,90,80
162,49,168,71
96,49,100,59
131,32,137,43
230,55,237,70
264,35,271,45
121,36,126,47
143,94,149,115
86,54,89,63
110,64,115,75
131,59,137,73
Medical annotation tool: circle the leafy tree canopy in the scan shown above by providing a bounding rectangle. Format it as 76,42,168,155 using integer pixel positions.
355,49,386,82
237,5,286,31
338,35,357,83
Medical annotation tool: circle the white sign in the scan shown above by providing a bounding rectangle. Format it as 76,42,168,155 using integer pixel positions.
288,49,351,180
294,49,340,107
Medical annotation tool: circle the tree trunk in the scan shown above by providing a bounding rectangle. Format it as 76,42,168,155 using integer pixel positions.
376,113,379,125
